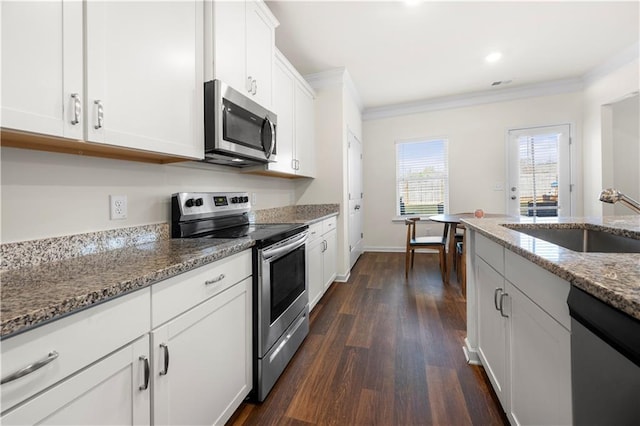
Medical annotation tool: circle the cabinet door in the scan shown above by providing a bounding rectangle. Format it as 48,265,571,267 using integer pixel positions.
245,1,274,108
1,336,150,426
307,237,325,311
85,1,203,159
507,282,572,426
323,230,337,290
476,258,508,407
268,57,295,174
210,0,246,93
152,278,252,426
1,0,83,140
294,81,316,177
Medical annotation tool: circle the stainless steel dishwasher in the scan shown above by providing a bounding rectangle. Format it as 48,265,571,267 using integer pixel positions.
567,287,640,425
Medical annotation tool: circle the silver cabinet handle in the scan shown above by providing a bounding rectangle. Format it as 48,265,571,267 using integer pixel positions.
70,93,81,125
205,274,225,285
499,293,509,318
159,343,169,376
246,76,253,93
291,159,296,171
494,288,502,311
139,356,150,390
94,100,104,129
251,79,258,95
355,204,361,210
1,351,59,385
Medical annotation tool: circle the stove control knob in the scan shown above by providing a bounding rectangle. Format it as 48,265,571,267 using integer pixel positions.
231,197,239,203
185,198,195,208
195,198,204,207
242,196,249,203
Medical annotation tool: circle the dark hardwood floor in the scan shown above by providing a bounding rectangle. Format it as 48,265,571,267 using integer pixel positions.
228,252,508,426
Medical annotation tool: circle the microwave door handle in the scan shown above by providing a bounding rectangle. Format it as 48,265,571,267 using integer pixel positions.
262,233,308,260
266,117,276,159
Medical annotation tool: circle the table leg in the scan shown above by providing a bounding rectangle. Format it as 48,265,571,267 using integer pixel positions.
447,223,457,284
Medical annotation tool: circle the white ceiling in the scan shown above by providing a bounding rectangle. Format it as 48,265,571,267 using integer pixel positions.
266,1,640,110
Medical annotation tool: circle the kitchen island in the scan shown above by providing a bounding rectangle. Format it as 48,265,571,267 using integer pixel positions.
462,215,639,426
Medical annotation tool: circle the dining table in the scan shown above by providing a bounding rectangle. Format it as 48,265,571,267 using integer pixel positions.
428,212,505,283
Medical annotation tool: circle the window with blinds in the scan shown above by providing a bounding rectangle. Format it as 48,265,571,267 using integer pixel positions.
517,134,559,217
396,139,448,216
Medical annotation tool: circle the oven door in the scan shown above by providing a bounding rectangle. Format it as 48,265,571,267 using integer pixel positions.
258,231,308,357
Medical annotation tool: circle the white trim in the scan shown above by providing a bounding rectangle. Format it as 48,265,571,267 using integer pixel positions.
304,67,363,111
362,78,583,121
334,271,351,282
582,41,640,86
463,338,482,365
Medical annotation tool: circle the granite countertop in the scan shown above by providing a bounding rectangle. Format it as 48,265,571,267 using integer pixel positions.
1,204,340,339
255,204,340,225
1,234,253,338
462,215,640,321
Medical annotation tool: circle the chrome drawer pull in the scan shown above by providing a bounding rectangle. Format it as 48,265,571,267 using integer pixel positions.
205,274,225,285
1,351,59,385
70,93,81,125
159,344,170,376
139,356,150,390
94,100,104,129
499,293,509,318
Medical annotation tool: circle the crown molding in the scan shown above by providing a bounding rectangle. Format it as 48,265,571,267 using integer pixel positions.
304,67,364,112
582,41,640,86
362,78,584,121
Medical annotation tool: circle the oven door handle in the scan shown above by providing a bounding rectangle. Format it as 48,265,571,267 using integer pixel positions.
262,232,308,261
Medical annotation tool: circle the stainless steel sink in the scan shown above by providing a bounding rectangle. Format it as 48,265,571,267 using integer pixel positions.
504,226,640,253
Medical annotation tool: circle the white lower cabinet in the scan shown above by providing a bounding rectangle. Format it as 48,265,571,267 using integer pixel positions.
307,217,337,310
476,258,508,407
0,288,151,425
150,277,252,426
2,336,150,426
1,250,253,426
473,232,572,425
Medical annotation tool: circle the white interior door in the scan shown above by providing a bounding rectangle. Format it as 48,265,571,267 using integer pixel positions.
507,125,572,217
348,130,363,267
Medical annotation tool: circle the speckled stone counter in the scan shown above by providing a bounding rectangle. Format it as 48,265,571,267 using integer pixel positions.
1,226,253,338
462,215,640,321
255,204,340,224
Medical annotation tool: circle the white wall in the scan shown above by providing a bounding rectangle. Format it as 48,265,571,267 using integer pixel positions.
362,92,583,251
610,94,639,215
582,58,640,216
1,147,295,243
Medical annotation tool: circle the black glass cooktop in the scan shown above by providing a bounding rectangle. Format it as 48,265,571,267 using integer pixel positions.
198,223,308,248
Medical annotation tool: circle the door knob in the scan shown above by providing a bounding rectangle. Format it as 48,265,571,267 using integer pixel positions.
511,196,517,200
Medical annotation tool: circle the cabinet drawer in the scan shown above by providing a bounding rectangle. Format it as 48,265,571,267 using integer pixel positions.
1,288,150,412
476,233,504,274
151,250,251,327
307,222,323,243
504,250,571,330
322,216,337,234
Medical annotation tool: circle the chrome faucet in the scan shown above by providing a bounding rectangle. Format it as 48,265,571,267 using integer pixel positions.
599,188,640,214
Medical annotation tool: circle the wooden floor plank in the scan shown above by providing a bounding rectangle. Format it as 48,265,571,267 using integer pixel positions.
228,252,508,426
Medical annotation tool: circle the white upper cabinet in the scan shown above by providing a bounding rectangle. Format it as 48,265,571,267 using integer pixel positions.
1,0,83,140
1,0,204,160
261,50,315,178
294,80,316,177
209,0,278,109
85,1,203,159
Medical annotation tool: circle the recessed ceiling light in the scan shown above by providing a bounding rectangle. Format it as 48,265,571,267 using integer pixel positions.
485,52,503,63
404,0,422,7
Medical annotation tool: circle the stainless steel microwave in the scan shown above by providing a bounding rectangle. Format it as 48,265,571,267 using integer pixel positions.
203,80,277,167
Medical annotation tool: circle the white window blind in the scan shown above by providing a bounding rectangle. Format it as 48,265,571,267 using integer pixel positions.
396,139,448,216
518,134,559,217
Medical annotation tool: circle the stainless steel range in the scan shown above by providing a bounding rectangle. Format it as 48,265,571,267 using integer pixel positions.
171,192,309,402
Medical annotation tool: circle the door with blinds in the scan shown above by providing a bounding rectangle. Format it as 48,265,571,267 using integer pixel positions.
507,125,572,217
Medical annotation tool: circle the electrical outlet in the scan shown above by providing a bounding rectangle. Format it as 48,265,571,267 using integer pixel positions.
110,195,127,220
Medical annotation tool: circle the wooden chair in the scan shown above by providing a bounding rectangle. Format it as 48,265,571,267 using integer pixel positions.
405,218,446,281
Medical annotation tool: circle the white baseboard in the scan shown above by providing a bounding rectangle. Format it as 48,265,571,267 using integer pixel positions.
463,337,481,365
